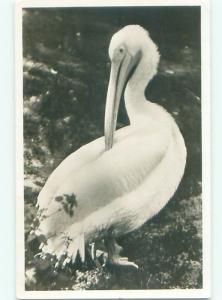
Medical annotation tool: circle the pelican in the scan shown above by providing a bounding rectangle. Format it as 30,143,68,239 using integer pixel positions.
35,25,186,269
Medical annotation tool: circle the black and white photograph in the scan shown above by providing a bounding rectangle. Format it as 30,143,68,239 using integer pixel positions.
16,0,210,298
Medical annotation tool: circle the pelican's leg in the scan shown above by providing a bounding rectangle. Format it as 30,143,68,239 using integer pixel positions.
89,242,96,260
104,237,138,269
87,242,105,268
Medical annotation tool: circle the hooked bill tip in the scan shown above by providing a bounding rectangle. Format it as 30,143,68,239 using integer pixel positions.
105,143,113,151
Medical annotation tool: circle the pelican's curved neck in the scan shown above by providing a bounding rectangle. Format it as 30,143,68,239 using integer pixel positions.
124,49,158,124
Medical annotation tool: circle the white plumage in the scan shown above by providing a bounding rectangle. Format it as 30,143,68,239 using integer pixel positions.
35,25,186,268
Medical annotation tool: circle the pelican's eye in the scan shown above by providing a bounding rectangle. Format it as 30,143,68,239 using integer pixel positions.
111,46,126,61
119,47,124,54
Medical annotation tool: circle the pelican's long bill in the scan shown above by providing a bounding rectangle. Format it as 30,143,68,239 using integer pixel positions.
104,49,141,150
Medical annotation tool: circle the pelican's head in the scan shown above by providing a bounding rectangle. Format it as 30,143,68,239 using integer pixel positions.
105,25,160,150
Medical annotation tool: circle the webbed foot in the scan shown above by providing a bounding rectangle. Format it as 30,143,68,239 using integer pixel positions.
104,237,138,270
107,256,138,269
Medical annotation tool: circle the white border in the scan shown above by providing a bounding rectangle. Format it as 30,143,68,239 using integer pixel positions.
15,0,211,298
16,0,204,8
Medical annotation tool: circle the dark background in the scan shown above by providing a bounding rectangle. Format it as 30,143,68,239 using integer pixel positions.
23,6,202,290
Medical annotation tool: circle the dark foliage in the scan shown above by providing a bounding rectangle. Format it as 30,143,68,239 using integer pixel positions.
23,6,202,290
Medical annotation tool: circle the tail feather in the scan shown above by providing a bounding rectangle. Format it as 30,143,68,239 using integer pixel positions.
78,234,85,262
39,232,86,266
67,238,79,263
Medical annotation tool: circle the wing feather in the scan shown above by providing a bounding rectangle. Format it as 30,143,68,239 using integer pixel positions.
37,136,104,208
36,124,172,258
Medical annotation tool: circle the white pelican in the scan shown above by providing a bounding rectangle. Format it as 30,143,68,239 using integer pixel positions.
35,25,186,269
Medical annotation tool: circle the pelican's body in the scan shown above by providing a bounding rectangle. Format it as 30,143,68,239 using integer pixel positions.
36,25,186,267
